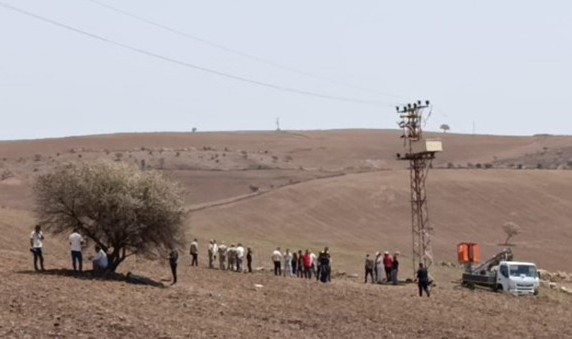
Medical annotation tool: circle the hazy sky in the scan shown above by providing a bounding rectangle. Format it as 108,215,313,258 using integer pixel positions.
1,0,571,140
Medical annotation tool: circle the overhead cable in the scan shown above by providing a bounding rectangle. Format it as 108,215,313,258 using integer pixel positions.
84,0,405,100
0,2,396,106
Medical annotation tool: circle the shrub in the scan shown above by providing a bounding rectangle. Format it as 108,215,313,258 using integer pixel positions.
502,221,521,245
34,162,185,272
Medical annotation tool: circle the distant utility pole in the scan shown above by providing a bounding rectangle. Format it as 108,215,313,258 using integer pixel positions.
396,100,442,277
276,117,281,131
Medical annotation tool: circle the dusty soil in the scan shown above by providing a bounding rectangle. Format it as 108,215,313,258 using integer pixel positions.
1,130,572,338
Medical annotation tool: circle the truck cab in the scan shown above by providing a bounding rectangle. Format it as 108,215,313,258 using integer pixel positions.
496,261,540,295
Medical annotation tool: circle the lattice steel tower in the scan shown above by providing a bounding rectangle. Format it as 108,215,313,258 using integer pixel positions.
396,100,442,276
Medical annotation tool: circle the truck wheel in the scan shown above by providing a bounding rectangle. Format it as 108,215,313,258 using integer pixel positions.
494,284,503,292
534,289,539,296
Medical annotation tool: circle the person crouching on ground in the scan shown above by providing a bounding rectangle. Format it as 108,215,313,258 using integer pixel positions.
92,245,108,274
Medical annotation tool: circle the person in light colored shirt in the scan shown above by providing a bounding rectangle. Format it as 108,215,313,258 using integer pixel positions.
284,249,293,277
235,243,245,272
92,245,108,273
69,228,85,272
272,247,282,276
189,239,199,267
218,242,227,270
30,224,45,271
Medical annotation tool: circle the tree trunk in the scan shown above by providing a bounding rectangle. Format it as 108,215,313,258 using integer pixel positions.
504,235,512,245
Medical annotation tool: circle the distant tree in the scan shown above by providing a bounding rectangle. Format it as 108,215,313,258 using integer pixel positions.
440,124,450,133
34,162,185,272
502,221,521,245
192,127,197,133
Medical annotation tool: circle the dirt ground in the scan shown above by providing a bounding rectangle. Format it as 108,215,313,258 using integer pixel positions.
1,130,572,338
1,257,571,339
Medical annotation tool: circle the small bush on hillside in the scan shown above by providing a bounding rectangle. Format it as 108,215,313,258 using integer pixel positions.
34,154,42,162
34,162,185,272
484,163,493,169
1,169,14,181
502,221,521,245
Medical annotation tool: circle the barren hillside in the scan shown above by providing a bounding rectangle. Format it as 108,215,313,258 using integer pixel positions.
1,130,571,338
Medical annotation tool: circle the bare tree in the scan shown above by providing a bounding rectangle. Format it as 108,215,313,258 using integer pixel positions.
34,162,186,272
440,124,450,133
502,221,521,245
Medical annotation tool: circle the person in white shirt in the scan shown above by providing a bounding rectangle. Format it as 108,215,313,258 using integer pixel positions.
272,247,282,276
69,228,85,272
310,250,317,279
235,243,245,272
30,224,45,271
284,249,293,277
92,245,108,273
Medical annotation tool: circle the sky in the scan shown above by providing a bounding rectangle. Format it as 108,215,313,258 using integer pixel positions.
1,0,571,140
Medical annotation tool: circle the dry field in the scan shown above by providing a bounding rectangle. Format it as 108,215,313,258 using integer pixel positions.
1,130,572,338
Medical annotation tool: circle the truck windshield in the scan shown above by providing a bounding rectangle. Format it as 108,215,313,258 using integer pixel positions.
508,265,537,277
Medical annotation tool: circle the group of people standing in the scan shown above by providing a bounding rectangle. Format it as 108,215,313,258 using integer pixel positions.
29,224,109,273
271,247,332,283
190,239,254,273
365,251,400,285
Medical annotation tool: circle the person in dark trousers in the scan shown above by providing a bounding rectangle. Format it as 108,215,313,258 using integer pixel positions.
292,251,298,276
318,248,331,283
383,251,393,282
391,252,400,285
246,247,253,273
272,247,282,276
189,239,198,266
416,263,430,297
168,248,179,285
297,250,305,278
364,254,374,283
30,224,45,271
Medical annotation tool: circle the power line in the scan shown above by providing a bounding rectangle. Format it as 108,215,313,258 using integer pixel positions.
83,0,406,100
0,2,396,106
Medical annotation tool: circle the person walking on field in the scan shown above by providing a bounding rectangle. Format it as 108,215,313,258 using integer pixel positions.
246,247,253,273
168,247,179,285
272,247,282,276
190,239,199,267
416,263,430,297
69,227,85,272
284,249,293,277
30,224,45,271
383,251,393,282
391,252,400,285
364,254,374,284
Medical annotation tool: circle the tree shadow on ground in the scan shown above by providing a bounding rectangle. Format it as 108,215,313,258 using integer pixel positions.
15,269,166,288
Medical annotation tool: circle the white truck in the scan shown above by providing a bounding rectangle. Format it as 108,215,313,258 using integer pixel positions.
461,249,540,295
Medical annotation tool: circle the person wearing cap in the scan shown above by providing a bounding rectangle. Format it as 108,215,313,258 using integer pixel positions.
383,251,393,282
391,252,400,285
